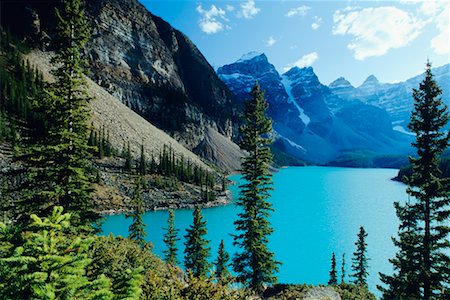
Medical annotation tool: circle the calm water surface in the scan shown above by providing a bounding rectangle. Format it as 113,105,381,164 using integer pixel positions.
102,166,407,295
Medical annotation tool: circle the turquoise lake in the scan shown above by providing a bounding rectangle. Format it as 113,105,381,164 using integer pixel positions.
102,166,407,295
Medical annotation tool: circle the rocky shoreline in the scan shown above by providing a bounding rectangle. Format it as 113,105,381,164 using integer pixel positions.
98,190,232,215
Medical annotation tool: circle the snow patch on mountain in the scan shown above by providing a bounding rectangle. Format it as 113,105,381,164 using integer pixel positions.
393,125,415,136
237,51,264,63
281,74,311,126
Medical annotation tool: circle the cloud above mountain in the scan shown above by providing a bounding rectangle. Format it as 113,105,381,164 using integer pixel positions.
284,52,318,72
196,4,229,34
333,6,424,60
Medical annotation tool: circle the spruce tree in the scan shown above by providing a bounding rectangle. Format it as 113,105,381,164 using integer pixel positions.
329,252,338,285
232,83,279,291
379,61,450,299
163,208,179,265
18,0,98,229
351,226,369,286
341,253,346,283
127,178,147,249
125,141,132,171
138,142,147,176
184,207,211,278
0,206,113,299
214,239,231,281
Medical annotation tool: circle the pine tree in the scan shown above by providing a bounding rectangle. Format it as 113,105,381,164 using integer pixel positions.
329,252,338,285
379,61,450,299
125,141,132,171
163,209,179,265
341,253,346,283
0,206,113,299
126,178,147,249
214,240,231,281
18,0,98,229
184,207,211,278
138,142,147,176
232,83,279,291
351,226,369,286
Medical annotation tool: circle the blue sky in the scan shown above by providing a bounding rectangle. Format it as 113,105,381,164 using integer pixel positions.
141,0,449,86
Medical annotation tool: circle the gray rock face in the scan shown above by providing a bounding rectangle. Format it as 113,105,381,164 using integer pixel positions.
218,53,306,136
2,0,241,169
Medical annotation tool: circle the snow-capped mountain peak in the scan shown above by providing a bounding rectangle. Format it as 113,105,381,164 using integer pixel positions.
360,74,380,87
236,51,265,63
329,77,354,89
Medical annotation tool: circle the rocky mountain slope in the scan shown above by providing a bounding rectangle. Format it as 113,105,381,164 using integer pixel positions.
218,53,411,165
329,64,450,133
1,0,242,170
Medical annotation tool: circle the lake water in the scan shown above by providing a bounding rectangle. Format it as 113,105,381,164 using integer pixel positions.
102,166,407,295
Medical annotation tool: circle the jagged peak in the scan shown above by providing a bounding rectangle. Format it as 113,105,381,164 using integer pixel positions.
361,74,379,86
236,51,267,63
283,66,316,78
329,77,354,89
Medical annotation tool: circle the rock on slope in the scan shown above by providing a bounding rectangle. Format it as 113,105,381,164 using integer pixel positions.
26,50,210,171
1,0,241,169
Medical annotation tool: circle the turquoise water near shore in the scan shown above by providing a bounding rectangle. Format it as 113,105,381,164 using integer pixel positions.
102,166,407,295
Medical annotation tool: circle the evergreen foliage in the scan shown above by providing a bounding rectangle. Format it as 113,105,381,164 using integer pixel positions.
126,178,147,249
0,206,113,299
17,0,99,229
233,83,279,290
329,252,338,285
379,61,450,299
341,253,346,284
138,142,147,176
351,226,369,286
124,141,132,171
163,208,179,266
214,239,231,282
184,207,211,278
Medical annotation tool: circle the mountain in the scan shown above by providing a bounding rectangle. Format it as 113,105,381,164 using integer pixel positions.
1,0,241,171
329,64,450,133
219,53,412,165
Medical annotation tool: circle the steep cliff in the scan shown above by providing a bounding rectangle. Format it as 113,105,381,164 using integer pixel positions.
1,0,242,170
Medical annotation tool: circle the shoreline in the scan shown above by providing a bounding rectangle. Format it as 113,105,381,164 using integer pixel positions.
98,189,233,216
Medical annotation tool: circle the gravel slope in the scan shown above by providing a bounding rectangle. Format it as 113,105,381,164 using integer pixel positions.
25,50,211,171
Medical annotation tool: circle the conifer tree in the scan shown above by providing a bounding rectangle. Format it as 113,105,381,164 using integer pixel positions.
351,226,369,286
125,141,132,171
139,142,147,176
127,179,147,249
163,208,179,265
184,207,211,278
233,83,279,291
19,0,98,229
0,206,113,299
214,239,231,281
329,252,338,285
341,253,346,283
379,61,450,299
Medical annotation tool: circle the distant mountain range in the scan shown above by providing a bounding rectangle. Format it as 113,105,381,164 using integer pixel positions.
218,53,449,166
329,64,450,134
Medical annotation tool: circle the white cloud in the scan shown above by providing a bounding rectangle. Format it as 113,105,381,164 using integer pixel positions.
431,4,449,55
283,52,318,72
266,36,277,47
226,5,235,12
239,0,260,19
286,5,311,18
333,6,424,60
311,16,322,30
196,4,229,34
